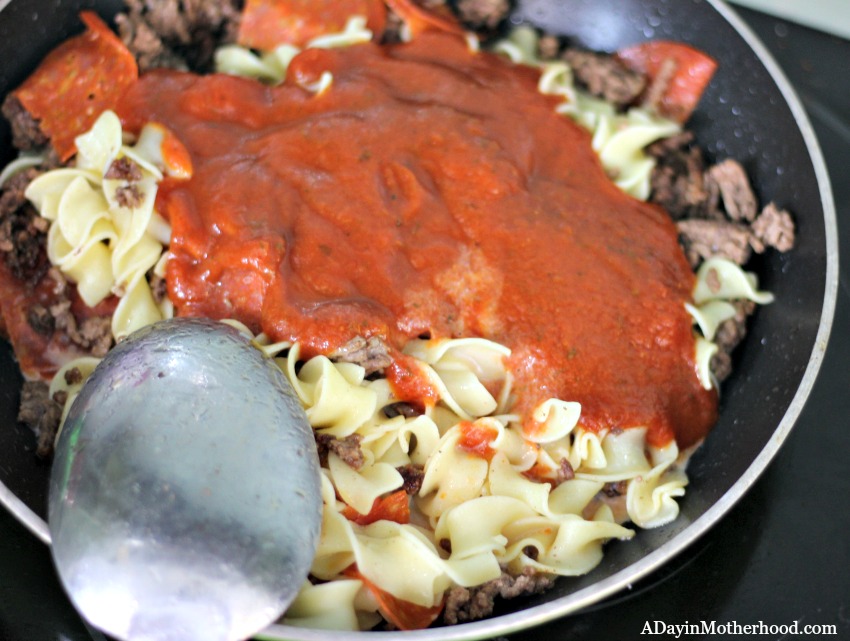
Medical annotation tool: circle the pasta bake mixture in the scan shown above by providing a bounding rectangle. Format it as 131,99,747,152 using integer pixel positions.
0,0,795,631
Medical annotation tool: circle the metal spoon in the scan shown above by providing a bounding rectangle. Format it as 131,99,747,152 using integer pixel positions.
48,317,322,641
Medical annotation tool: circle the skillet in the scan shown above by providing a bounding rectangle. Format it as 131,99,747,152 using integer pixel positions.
0,0,838,639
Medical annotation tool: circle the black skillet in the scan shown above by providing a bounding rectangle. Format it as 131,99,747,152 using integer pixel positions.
0,0,837,639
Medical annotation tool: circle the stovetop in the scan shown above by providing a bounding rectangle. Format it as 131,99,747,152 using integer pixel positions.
1,6,848,641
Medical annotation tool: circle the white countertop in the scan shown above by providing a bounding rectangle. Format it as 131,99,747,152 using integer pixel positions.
729,0,850,39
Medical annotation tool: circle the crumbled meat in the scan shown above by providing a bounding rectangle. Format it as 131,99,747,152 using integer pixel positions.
114,184,145,209
710,300,756,382
49,300,114,357
676,219,753,268
705,159,758,222
26,304,54,335
116,0,243,73
116,9,187,71
315,432,365,470
64,366,84,386
647,131,711,220
455,0,511,33
105,157,143,182
557,457,575,483
443,567,556,625
17,381,63,458
0,168,49,282
751,202,795,252
397,463,425,494
46,266,68,296
329,336,392,374
562,48,646,109
1,95,49,151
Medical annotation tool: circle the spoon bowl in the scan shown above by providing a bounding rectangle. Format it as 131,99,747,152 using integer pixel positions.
48,317,322,641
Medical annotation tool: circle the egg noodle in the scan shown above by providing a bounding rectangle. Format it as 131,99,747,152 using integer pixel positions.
2,14,774,632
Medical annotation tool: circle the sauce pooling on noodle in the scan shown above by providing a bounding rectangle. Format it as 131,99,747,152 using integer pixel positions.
118,32,717,449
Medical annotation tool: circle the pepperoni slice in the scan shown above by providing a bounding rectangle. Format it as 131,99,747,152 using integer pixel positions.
237,0,387,50
617,40,717,123
343,565,444,630
384,0,466,38
13,12,138,161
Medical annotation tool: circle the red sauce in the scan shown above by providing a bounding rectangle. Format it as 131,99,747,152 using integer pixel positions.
118,33,717,448
457,421,499,461
385,353,440,408
341,489,410,525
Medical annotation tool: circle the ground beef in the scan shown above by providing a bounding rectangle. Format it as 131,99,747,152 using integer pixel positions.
114,184,144,209
116,0,243,73
647,132,711,220
0,168,49,283
676,218,754,268
557,457,575,483
26,304,54,335
705,159,758,223
49,299,114,357
105,157,144,182
315,432,365,470
752,202,795,252
455,0,511,33
329,336,392,375
17,381,63,458
397,463,425,494
443,567,556,625
709,299,756,382
1,95,48,151
562,48,646,109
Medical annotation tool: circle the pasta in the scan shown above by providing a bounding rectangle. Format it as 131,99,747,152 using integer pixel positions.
24,110,176,341
497,26,681,200
0,1,790,632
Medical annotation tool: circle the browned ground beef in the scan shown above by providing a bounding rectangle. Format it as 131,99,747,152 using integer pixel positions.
397,463,425,494
676,218,755,268
752,202,795,252
562,48,647,109
116,0,243,72
0,168,50,283
647,131,709,220
710,299,756,382
328,336,393,375
443,567,556,625
315,432,365,470
1,95,48,151
17,381,63,458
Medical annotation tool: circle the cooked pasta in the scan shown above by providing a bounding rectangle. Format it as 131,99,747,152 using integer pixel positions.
497,26,681,200
23,110,176,341
43,314,732,628
0,4,785,633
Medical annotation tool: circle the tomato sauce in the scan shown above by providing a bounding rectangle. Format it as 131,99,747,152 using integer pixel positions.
117,33,716,448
